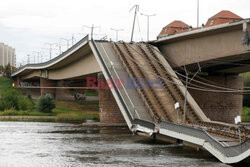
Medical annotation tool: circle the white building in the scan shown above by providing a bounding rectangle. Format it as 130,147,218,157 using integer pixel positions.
0,42,16,67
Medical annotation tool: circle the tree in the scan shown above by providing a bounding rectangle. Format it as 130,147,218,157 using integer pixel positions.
4,64,11,78
36,95,56,113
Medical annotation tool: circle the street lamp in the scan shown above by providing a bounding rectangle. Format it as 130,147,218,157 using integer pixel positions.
82,25,101,39
32,51,40,64
27,54,30,64
60,38,71,50
141,13,156,41
45,43,57,60
110,28,124,42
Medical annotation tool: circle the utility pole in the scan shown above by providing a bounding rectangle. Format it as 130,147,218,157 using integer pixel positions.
141,13,156,41
60,38,71,50
197,0,199,27
45,43,57,60
72,34,75,46
32,51,40,64
57,43,62,55
110,28,124,41
82,25,101,39
130,5,139,42
27,54,30,64
41,54,43,63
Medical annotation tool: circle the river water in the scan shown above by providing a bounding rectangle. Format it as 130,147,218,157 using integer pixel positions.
0,122,230,167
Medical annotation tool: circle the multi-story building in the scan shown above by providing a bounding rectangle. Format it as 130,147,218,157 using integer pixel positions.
0,42,16,67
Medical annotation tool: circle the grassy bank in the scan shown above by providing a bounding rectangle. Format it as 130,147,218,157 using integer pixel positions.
54,100,99,123
0,76,99,123
0,100,99,123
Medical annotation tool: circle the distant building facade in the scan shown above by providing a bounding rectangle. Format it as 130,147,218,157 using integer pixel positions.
0,42,16,67
158,10,243,39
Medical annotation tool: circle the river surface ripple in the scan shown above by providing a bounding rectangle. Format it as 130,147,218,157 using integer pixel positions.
0,122,230,167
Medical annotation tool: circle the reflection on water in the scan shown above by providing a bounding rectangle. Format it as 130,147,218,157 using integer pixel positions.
0,122,230,167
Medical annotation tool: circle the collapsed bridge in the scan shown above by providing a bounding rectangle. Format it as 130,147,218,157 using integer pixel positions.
91,40,250,164
12,19,250,164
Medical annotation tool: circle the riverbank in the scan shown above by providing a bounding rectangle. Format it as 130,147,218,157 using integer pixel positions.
0,116,56,122
0,100,99,123
0,76,100,123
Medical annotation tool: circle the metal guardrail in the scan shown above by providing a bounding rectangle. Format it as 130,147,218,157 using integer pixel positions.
161,121,250,157
12,35,89,76
90,40,133,123
98,42,140,119
133,118,156,130
92,41,157,131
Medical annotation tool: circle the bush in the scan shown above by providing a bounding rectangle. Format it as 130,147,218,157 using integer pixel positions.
37,95,56,113
0,89,19,111
18,97,33,111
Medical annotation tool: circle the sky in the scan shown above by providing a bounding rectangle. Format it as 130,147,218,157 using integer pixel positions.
0,0,249,66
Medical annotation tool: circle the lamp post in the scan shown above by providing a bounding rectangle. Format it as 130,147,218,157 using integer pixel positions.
197,0,200,27
82,25,101,39
60,38,71,50
32,51,40,64
27,54,30,64
110,28,124,41
130,5,139,42
141,13,156,41
45,43,57,60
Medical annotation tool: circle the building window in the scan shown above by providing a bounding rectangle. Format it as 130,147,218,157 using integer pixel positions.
210,20,214,25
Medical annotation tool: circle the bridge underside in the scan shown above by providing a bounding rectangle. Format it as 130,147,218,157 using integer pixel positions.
179,53,250,74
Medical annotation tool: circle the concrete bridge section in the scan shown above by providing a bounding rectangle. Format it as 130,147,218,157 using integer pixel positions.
154,20,250,123
90,40,249,164
12,36,101,100
12,30,250,163
12,36,101,81
154,19,250,74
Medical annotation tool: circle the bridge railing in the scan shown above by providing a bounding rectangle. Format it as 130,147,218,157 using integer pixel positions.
90,40,134,124
12,35,89,76
161,121,250,157
91,40,156,131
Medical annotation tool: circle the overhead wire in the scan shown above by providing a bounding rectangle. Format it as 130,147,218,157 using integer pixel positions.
128,42,249,93
149,43,250,90
115,42,250,93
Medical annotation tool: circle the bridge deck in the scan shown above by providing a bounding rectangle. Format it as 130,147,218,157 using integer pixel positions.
90,40,249,164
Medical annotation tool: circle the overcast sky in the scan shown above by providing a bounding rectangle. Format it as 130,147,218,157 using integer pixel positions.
0,0,249,66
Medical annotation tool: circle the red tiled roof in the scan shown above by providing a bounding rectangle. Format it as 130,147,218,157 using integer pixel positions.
157,10,244,39
158,20,189,37
208,10,243,20
164,20,189,28
205,10,243,27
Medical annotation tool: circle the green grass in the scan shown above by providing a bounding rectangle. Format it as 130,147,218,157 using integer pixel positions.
241,72,250,107
0,100,99,123
53,100,99,123
85,89,98,96
242,107,250,122
0,109,54,116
